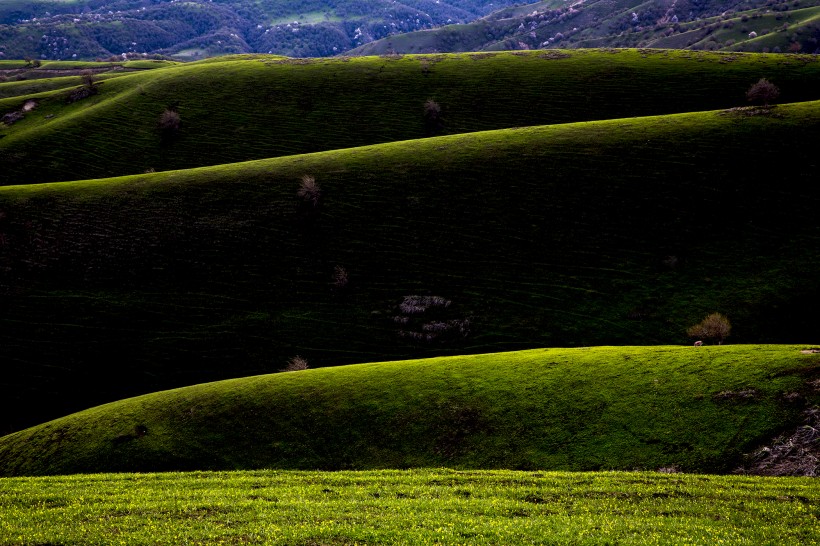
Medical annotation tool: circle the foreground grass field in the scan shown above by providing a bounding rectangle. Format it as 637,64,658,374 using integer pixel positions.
0,469,818,545
1,346,817,476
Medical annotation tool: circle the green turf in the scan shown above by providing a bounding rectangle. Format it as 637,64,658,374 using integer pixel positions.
1,99,819,433
0,71,135,99
2,50,820,185
0,469,818,544
0,345,817,475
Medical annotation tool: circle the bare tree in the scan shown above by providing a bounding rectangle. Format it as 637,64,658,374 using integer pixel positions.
332,265,349,288
158,108,181,133
687,313,731,345
297,175,321,207
282,355,309,372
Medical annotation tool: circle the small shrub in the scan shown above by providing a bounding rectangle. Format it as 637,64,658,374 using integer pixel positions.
687,312,731,345
80,70,95,88
282,355,309,372
158,108,181,135
297,175,321,207
332,265,349,288
746,78,780,105
423,99,443,136
67,72,99,103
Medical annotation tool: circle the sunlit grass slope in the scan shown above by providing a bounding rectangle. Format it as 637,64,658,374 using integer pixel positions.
0,101,819,434
1,469,818,544
0,59,175,99
0,345,818,476
2,49,820,184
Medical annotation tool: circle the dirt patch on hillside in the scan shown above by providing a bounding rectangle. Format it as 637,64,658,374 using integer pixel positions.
719,105,782,118
736,407,819,477
713,388,758,401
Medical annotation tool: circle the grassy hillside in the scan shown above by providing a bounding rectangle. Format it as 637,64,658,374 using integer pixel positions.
2,50,820,184
0,59,174,99
0,0,519,60
1,469,818,544
351,0,820,55
652,5,820,53
0,345,818,476
1,99,819,433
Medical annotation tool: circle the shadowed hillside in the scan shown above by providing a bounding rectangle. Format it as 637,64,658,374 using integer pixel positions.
1,99,819,433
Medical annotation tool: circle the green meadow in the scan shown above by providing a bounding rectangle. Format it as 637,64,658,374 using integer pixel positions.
0,345,817,475
1,469,818,545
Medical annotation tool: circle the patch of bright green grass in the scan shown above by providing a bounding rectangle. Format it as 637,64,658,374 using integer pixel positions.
0,61,29,69
0,71,134,99
122,59,179,69
0,345,817,476
0,469,818,544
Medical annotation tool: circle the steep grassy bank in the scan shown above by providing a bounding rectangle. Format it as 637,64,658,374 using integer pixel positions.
1,101,819,433
1,469,818,544
0,346,818,476
2,50,820,184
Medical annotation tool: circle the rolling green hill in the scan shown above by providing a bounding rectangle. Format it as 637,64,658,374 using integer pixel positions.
0,345,818,476
0,59,177,99
1,97,819,434
2,50,820,185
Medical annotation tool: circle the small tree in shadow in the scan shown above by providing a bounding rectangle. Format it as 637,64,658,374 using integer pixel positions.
687,312,731,345
297,175,321,207
746,78,780,106
423,99,443,136
159,108,181,133
332,265,349,289
158,107,181,143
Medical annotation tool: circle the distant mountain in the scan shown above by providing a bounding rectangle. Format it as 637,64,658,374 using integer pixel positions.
0,0,519,60
350,0,820,55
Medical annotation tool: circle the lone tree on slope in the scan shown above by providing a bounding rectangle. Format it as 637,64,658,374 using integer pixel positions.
687,313,732,345
746,78,780,106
